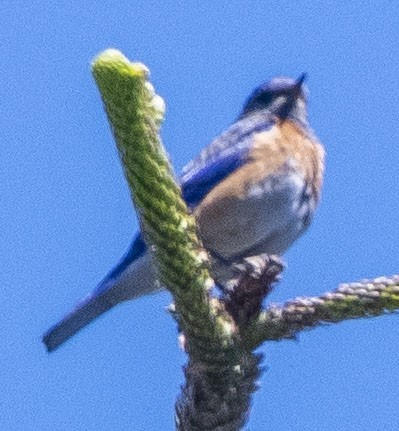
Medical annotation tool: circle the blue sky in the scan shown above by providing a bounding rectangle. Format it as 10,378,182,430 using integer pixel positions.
2,2,399,430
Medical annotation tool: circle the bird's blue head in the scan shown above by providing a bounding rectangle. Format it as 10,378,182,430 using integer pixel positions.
240,74,308,124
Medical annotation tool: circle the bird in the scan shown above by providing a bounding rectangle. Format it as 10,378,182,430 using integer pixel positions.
43,74,324,351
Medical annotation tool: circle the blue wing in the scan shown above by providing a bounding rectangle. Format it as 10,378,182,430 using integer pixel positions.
97,116,276,293
94,233,147,295
181,148,247,206
181,114,275,206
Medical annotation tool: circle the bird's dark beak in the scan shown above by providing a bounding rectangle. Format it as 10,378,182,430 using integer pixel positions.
277,73,307,121
296,73,307,86
293,73,307,95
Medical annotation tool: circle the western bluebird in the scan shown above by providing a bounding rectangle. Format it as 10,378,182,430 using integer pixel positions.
43,74,324,351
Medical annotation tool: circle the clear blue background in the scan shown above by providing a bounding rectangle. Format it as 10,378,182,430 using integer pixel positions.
2,2,399,430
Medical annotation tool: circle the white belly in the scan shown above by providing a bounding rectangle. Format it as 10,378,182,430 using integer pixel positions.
195,170,314,260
